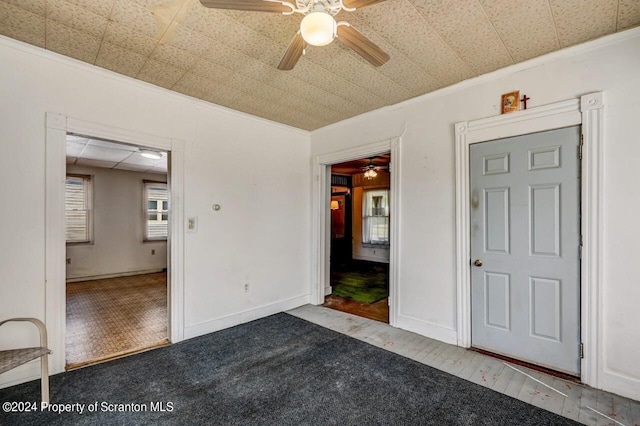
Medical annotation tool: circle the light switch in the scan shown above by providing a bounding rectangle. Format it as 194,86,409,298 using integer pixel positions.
187,217,198,232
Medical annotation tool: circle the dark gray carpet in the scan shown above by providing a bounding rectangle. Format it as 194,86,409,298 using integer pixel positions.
0,313,578,425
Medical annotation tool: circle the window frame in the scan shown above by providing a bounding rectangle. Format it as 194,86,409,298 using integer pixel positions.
143,180,169,242
65,173,93,245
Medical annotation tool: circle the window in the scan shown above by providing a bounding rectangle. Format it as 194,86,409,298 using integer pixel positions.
363,189,389,245
144,181,168,241
65,175,92,243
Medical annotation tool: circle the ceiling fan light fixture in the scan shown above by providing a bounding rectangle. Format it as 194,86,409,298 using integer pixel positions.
300,12,336,46
364,168,377,179
139,149,163,160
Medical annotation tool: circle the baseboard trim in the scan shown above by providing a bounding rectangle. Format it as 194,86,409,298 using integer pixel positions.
600,368,640,401
183,294,310,340
395,314,457,345
66,268,165,283
2,295,311,389
0,361,42,389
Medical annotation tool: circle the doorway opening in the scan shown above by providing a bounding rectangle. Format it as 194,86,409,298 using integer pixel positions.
64,134,170,369
323,153,391,323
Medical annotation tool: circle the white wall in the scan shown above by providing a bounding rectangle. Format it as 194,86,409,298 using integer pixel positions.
0,37,310,386
310,30,640,400
65,165,167,280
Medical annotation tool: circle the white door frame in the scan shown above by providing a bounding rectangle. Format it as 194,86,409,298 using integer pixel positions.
45,113,185,375
311,137,401,326
454,92,603,387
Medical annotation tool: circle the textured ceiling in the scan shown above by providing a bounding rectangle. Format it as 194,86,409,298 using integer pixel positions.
1,0,639,131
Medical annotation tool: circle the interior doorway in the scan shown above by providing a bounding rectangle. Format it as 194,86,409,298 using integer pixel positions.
64,134,170,368
312,137,400,327
323,153,391,323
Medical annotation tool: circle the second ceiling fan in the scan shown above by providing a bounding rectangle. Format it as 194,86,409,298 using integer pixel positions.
199,0,390,70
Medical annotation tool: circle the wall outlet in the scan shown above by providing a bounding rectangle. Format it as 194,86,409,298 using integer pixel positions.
244,283,250,293
187,217,198,232
151,249,156,255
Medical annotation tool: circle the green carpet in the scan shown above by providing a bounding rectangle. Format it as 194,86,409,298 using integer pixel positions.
331,260,389,303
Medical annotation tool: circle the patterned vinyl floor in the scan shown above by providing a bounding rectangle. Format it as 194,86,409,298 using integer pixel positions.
66,272,168,369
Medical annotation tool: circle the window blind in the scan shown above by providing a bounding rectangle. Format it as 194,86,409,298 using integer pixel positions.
65,175,91,243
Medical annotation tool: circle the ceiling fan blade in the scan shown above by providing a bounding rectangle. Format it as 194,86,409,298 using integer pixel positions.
342,0,387,9
199,0,292,13
336,23,389,67
277,32,305,71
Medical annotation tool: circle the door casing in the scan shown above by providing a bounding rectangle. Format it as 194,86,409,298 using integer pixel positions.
455,93,603,387
45,113,185,375
311,137,401,326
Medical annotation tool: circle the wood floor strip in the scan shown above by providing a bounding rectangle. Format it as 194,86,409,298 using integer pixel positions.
66,339,170,370
504,363,568,397
287,305,640,426
611,393,633,426
585,405,626,426
457,352,486,381
450,348,481,378
491,363,516,393
557,378,583,421
629,399,640,426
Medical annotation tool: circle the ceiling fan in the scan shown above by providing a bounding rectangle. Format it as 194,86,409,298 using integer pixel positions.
362,157,388,179
199,0,390,70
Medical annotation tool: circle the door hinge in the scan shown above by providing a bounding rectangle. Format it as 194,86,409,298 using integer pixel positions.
578,134,584,160
580,343,584,359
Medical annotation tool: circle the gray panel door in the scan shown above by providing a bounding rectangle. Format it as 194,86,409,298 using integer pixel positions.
470,126,581,375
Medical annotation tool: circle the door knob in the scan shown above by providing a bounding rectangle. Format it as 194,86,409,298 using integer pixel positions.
473,259,483,267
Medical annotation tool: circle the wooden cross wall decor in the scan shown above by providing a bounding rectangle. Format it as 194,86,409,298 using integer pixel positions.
520,94,530,110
